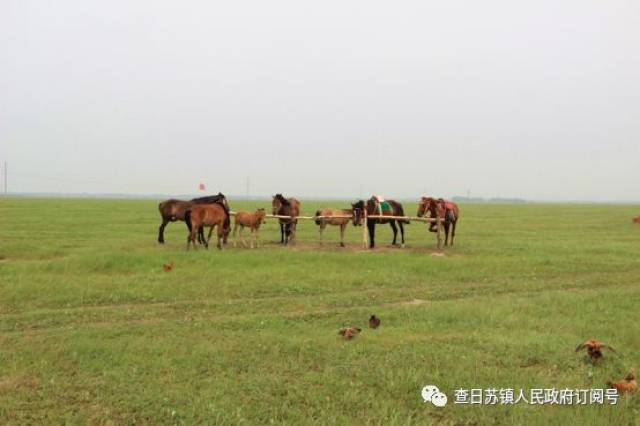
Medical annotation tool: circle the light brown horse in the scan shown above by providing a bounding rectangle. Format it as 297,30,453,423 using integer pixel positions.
272,194,301,245
157,193,229,244
417,197,460,246
232,208,267,248
314,208,351,247
185,203,229,250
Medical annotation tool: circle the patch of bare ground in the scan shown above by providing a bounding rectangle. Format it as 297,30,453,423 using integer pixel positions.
0,375,41,393
263,239,444,254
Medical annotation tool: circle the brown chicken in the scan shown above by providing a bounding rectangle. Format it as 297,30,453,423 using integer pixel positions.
338,327,362,340
575,339,616,362
369,315,381,329
608,368,637,394
162,262,175,272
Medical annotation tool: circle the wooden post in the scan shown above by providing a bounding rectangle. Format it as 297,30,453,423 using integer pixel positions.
362,210,369,249
436,215,444,249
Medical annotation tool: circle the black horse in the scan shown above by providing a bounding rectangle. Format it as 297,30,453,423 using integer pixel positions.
351,197,409,249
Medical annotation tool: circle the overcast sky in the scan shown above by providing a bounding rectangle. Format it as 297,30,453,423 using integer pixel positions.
1,1,639,201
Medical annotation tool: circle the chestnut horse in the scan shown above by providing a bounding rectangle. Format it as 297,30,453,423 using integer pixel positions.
272,194,301,245
184,203,229,250
232,208,267,248
314,208,351,247
351,196,408,249
157,193,229,244
417,197,459,246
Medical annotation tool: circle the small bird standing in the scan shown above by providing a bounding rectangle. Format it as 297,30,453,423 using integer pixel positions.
162,262,175,272
369,314,381,329
575,339,616,362
338,327,362,340
608,368,637,394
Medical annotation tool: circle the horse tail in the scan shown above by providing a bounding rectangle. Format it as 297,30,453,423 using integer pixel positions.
446,209,455,223
223,211,231,235
185,209,193,232
314,210,322,225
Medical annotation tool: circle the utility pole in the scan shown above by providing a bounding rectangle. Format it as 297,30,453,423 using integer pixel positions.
3,161,6,196
246,176,250,200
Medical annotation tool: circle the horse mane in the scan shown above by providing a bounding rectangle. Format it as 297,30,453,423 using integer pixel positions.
275,193,290,206
191,192,225,204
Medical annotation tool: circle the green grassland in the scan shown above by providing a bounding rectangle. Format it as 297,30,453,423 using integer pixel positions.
1,198,639,425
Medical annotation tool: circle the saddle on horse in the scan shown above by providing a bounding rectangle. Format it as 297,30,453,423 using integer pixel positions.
429,198,454,232
373,195,393,217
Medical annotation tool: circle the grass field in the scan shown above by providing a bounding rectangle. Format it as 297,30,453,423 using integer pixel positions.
1,197,639,425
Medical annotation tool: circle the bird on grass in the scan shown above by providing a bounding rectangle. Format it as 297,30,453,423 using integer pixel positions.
162,262,175,272
338,327,362,340
575,339,616,362
608,368,637,394
369,315,381,329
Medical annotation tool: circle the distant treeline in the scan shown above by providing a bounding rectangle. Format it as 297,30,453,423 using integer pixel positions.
452,196,527,203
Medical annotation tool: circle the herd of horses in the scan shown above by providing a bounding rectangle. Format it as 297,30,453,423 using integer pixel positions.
157,193,459,250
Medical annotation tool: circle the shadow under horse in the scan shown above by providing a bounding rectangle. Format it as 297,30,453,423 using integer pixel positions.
157,193,230,244
351,197,409,249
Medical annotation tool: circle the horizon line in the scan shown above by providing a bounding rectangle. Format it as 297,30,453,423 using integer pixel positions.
2,191,640,205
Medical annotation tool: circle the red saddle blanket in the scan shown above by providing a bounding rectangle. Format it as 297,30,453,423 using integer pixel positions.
440,200,455,210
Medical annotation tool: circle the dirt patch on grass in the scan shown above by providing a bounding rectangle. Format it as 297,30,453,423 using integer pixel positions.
261,240,442,254
0,375,41,393
396,298,429,306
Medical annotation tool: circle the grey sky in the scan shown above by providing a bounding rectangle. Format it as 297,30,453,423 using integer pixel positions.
1,1,639,201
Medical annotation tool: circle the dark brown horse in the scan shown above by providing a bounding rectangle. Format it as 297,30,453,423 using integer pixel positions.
157,193,229,244
184,203,229,250
272,194,301,245
417,197,459,246
351,196,408,249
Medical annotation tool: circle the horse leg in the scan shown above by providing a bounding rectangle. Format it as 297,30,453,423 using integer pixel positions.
255,227,260,248
217,225,224,250
187,227,197,250
367,221,375,249
250,227,255,249
390,221,398,246
198,226,206,245
398,221,405,248
232,223,238,248
444,221,450,246
284,223,291,245
158,219,169,244
339,223,345,247
202,225,214,249
240,226,247,247
451,219,456,246
319,224,324,246
291,220,297,245
279,223,284,244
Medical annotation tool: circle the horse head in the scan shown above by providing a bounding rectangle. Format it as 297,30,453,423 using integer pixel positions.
272,194,283,215
351,200,366,226
417,196,430,217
